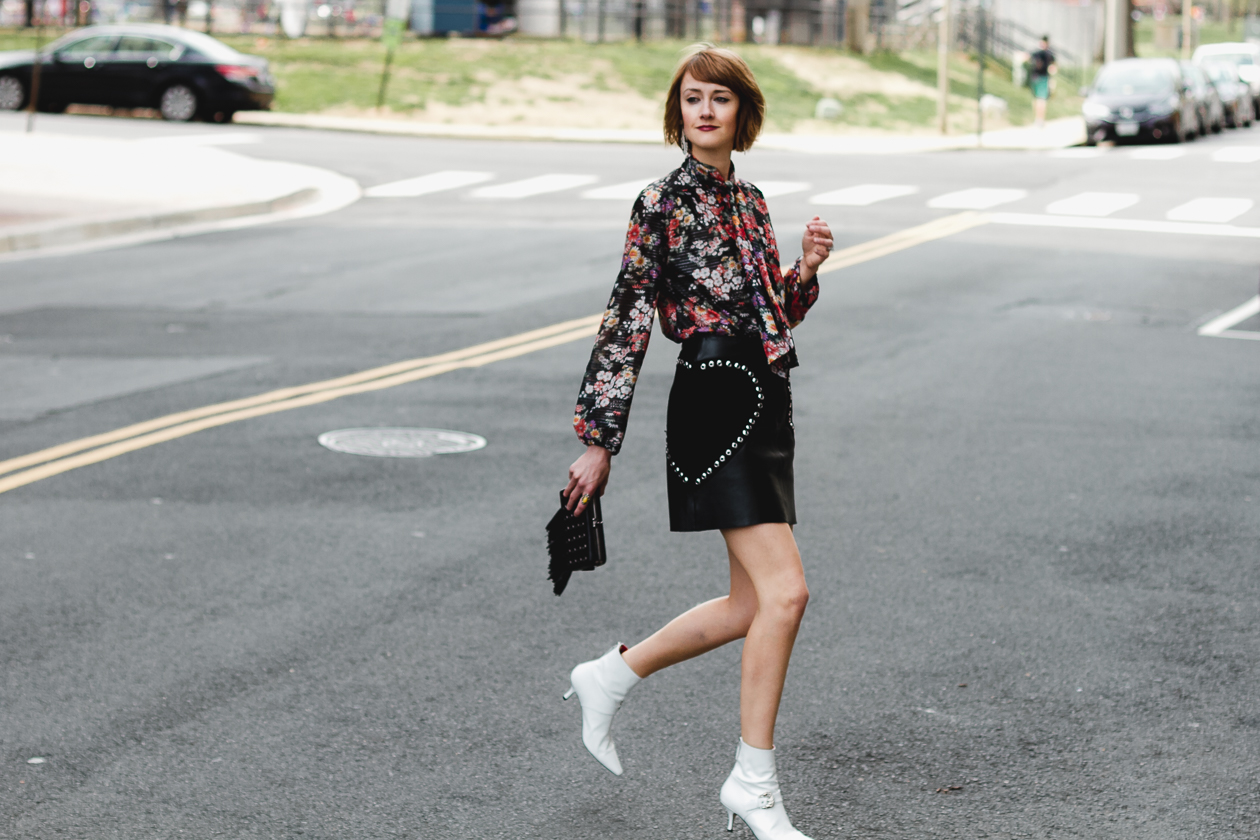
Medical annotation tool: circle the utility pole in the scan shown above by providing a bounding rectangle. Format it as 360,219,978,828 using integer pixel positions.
937,0,950,134
1104,0,1126,62
1182,0,1193,59
976,1,986,146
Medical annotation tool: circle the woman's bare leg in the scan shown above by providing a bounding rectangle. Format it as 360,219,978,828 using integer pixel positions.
723,523,808,750
622,548,758,678
620,522,808,750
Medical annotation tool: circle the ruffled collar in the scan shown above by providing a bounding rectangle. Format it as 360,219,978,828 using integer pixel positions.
683,153,735,187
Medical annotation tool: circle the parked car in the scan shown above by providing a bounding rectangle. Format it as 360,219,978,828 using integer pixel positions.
0,24,274,122
1081,58,1199,144
1180,60,1225,135
1193,42,1260,112
1201,60,1255,128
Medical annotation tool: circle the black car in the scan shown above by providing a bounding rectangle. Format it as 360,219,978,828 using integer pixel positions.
1180,60,1224,135
1200,60,1256,128
0,24,274,122
1081,57,1200,144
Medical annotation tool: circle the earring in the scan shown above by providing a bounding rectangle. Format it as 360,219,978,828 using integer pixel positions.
681,133,690,157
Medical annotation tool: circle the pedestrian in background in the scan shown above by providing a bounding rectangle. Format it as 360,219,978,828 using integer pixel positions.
562,43,833,840
1030,35,1058,129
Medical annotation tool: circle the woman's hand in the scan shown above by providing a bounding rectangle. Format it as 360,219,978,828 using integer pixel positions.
564,445,611,517
800,216,834,280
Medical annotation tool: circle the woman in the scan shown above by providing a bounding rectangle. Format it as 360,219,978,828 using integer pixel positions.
562,45,832,840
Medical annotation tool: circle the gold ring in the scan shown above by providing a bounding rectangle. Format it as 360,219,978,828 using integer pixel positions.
579,494,592,505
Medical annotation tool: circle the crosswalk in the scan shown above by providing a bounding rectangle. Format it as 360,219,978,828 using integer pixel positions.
363,168,1260,230
1050,145,1260,162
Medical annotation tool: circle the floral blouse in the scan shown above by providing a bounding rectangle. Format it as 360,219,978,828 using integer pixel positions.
574,154,820,455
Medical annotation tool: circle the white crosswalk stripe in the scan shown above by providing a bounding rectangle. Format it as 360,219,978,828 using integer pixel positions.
1166,198,1255,223
1130,147,1186,160
1212,146,1260,163
1045,192,1140,217
582,179,654,200
809,184,918,206
365,170,493,198
473,173,598,199
927,188,1028,210
755,181,810,197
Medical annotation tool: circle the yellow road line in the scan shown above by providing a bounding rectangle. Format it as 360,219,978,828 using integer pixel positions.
0,213,988,496
817,211,989,274
0,313,602,479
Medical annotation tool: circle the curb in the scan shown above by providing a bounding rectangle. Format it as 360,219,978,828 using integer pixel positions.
234,111,1086,153
0,186,319,255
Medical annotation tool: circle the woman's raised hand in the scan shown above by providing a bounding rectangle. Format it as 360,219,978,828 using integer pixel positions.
564,444,612,517
800,216,834,279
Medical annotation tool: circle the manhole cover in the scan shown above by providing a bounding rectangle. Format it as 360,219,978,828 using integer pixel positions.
317,428,487,458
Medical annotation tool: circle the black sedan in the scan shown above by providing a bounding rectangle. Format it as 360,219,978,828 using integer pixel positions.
1081,57,1199,145
0,24,274,122
1201,60,1256,128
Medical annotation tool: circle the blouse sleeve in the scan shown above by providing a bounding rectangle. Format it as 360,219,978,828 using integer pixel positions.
781,256,819,328
573,191,666,455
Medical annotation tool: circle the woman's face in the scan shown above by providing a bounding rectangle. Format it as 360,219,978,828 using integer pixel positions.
680,71,740,157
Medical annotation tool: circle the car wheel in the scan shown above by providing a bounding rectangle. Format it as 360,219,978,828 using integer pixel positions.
0,75,25,111
159,84,199,122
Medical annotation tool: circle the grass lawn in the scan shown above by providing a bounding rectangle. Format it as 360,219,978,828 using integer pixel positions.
1,27,1085,130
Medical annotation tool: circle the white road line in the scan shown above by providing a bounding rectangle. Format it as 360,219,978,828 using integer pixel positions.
809,184,919,206
927,188,1028,210
1212,146,1260,163
1198,296,1260,340
1045,192,1140,217
138,133,262,147
1166,198,1255,223
989,212,1260,238
755,181,810,198
365,171,493,198
472,174,598,199
582,179,653,200
1130,147,1186,160
1049,148,1106,158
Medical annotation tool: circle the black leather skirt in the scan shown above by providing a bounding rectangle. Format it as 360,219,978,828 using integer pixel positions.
666,334,796,532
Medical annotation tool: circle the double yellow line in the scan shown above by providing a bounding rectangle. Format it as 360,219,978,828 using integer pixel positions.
0,315,602,495
0,212,987,496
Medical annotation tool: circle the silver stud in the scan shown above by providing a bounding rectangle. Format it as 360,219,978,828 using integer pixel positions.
720,455,726,462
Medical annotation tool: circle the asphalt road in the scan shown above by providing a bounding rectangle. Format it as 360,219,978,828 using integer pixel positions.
2,114,1259,840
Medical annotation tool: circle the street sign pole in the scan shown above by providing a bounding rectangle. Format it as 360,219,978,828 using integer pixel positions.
377,0,410,110
937,0,950,134
26,21,44,133
976,1,985,147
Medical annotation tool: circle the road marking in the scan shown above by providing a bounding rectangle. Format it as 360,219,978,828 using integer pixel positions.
472,174,598,199
756,181,810,198
1166,198,1254,223
927,188,1028,210
1212,146,1260,163
582,179,654,200
1198,296,1260,340
809,184,919,206
1045,192,1140,217
1049,148,1106,158
137,133,263,147
0,315,601,484
816,211,989,274
0,215,990,494
365,171,493,198
1130,147,1185,160
988,212,1260,238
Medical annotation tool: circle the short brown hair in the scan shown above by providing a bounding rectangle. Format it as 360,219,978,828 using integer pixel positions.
663,44,765,153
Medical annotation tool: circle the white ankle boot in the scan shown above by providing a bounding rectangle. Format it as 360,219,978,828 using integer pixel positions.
719,738,813,840
563,644,641,776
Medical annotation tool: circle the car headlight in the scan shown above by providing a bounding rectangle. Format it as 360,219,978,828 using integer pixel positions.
1149,94,1180,116
1082,101,1111,118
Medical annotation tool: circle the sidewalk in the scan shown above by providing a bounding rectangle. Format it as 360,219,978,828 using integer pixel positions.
234,111,1087,153
0,128,360,259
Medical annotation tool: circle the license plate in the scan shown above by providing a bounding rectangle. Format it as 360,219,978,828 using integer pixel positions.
1116,121,1140,136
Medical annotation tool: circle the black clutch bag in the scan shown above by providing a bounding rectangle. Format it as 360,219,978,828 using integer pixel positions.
546,491,606,595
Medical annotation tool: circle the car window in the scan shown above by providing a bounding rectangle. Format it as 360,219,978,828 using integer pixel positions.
114,36,181,59
57,35,118,56
1094,63,1176,95
167,29,241,61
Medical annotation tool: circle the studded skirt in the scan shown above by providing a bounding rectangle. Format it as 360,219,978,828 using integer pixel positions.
666,334,796,532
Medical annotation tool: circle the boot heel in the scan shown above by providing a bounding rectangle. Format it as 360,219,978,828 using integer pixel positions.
563,685,576,701
726,809,735,832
